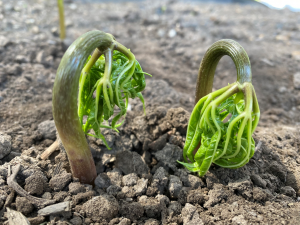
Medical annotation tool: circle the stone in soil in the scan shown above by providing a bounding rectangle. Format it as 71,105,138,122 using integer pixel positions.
154,144,183,172
250,174,267,189
148,133,168,152
0,35,9,47
293,72,300,89
156,194,170,206
144,218,160,225
69,216,82,225
168,175,183,199
38,201,71,216
94,173,111,189
134,178,148,196
37,120,56,140
147,167,169,195
116,150,149,176
280,186,296,198
122,173,139,186
106,185,122,196
0,133,11,159
41,192,52,200
118,218,131,225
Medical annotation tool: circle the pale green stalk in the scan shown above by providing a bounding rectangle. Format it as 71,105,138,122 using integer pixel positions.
57,0,65,39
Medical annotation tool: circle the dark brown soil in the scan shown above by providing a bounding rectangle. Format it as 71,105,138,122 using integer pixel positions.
0,0,299,224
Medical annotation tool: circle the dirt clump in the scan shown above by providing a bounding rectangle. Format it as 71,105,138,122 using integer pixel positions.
15,197,34,215
119,201,144,221
49,173,72,191
116,150,150,175
24,173,47,195
68,182,85,195
82,194,119,222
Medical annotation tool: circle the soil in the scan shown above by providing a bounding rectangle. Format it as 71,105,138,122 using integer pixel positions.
0,0,300,224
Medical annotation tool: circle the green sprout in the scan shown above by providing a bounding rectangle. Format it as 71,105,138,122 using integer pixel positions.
78,46,149,148
57,0,65,39
52,30,149,184
178,39,260,176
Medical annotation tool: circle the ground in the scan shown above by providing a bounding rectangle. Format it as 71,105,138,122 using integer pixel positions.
0,0,300,224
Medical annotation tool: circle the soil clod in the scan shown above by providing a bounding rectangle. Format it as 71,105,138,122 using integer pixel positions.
7,164,55,208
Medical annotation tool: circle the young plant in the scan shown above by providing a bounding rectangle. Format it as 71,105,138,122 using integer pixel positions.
179,39,260,176
57,0,65,39
52,30,149,184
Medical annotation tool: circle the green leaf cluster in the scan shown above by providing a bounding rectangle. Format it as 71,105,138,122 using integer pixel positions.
78,50,150,149
179,82,258,176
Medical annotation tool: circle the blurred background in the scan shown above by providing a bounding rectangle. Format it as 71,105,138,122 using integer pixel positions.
0,0,300,127
73,0,300,11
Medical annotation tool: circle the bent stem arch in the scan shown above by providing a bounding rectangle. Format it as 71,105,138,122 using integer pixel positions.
180,39,260,176
195,39,252,102
53,30,138,184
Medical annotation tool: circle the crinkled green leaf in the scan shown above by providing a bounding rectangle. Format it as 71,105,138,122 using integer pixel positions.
79,50,151,148
180,85,258,176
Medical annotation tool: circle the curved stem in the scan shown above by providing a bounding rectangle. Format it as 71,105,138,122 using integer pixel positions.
217,119,252,168
53,30,114,184
115,42,135,62
195,39,252,104
95,79,104,128
220,113,245,159
209,84,239,160
78,48,102,124
251,86,260,134
114,43,135,108
222,83,253,159
103,49,113,111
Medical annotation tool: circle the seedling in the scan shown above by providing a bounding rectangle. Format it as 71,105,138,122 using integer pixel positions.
57,0,65,39
179,39,260,176
52,30,149,184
